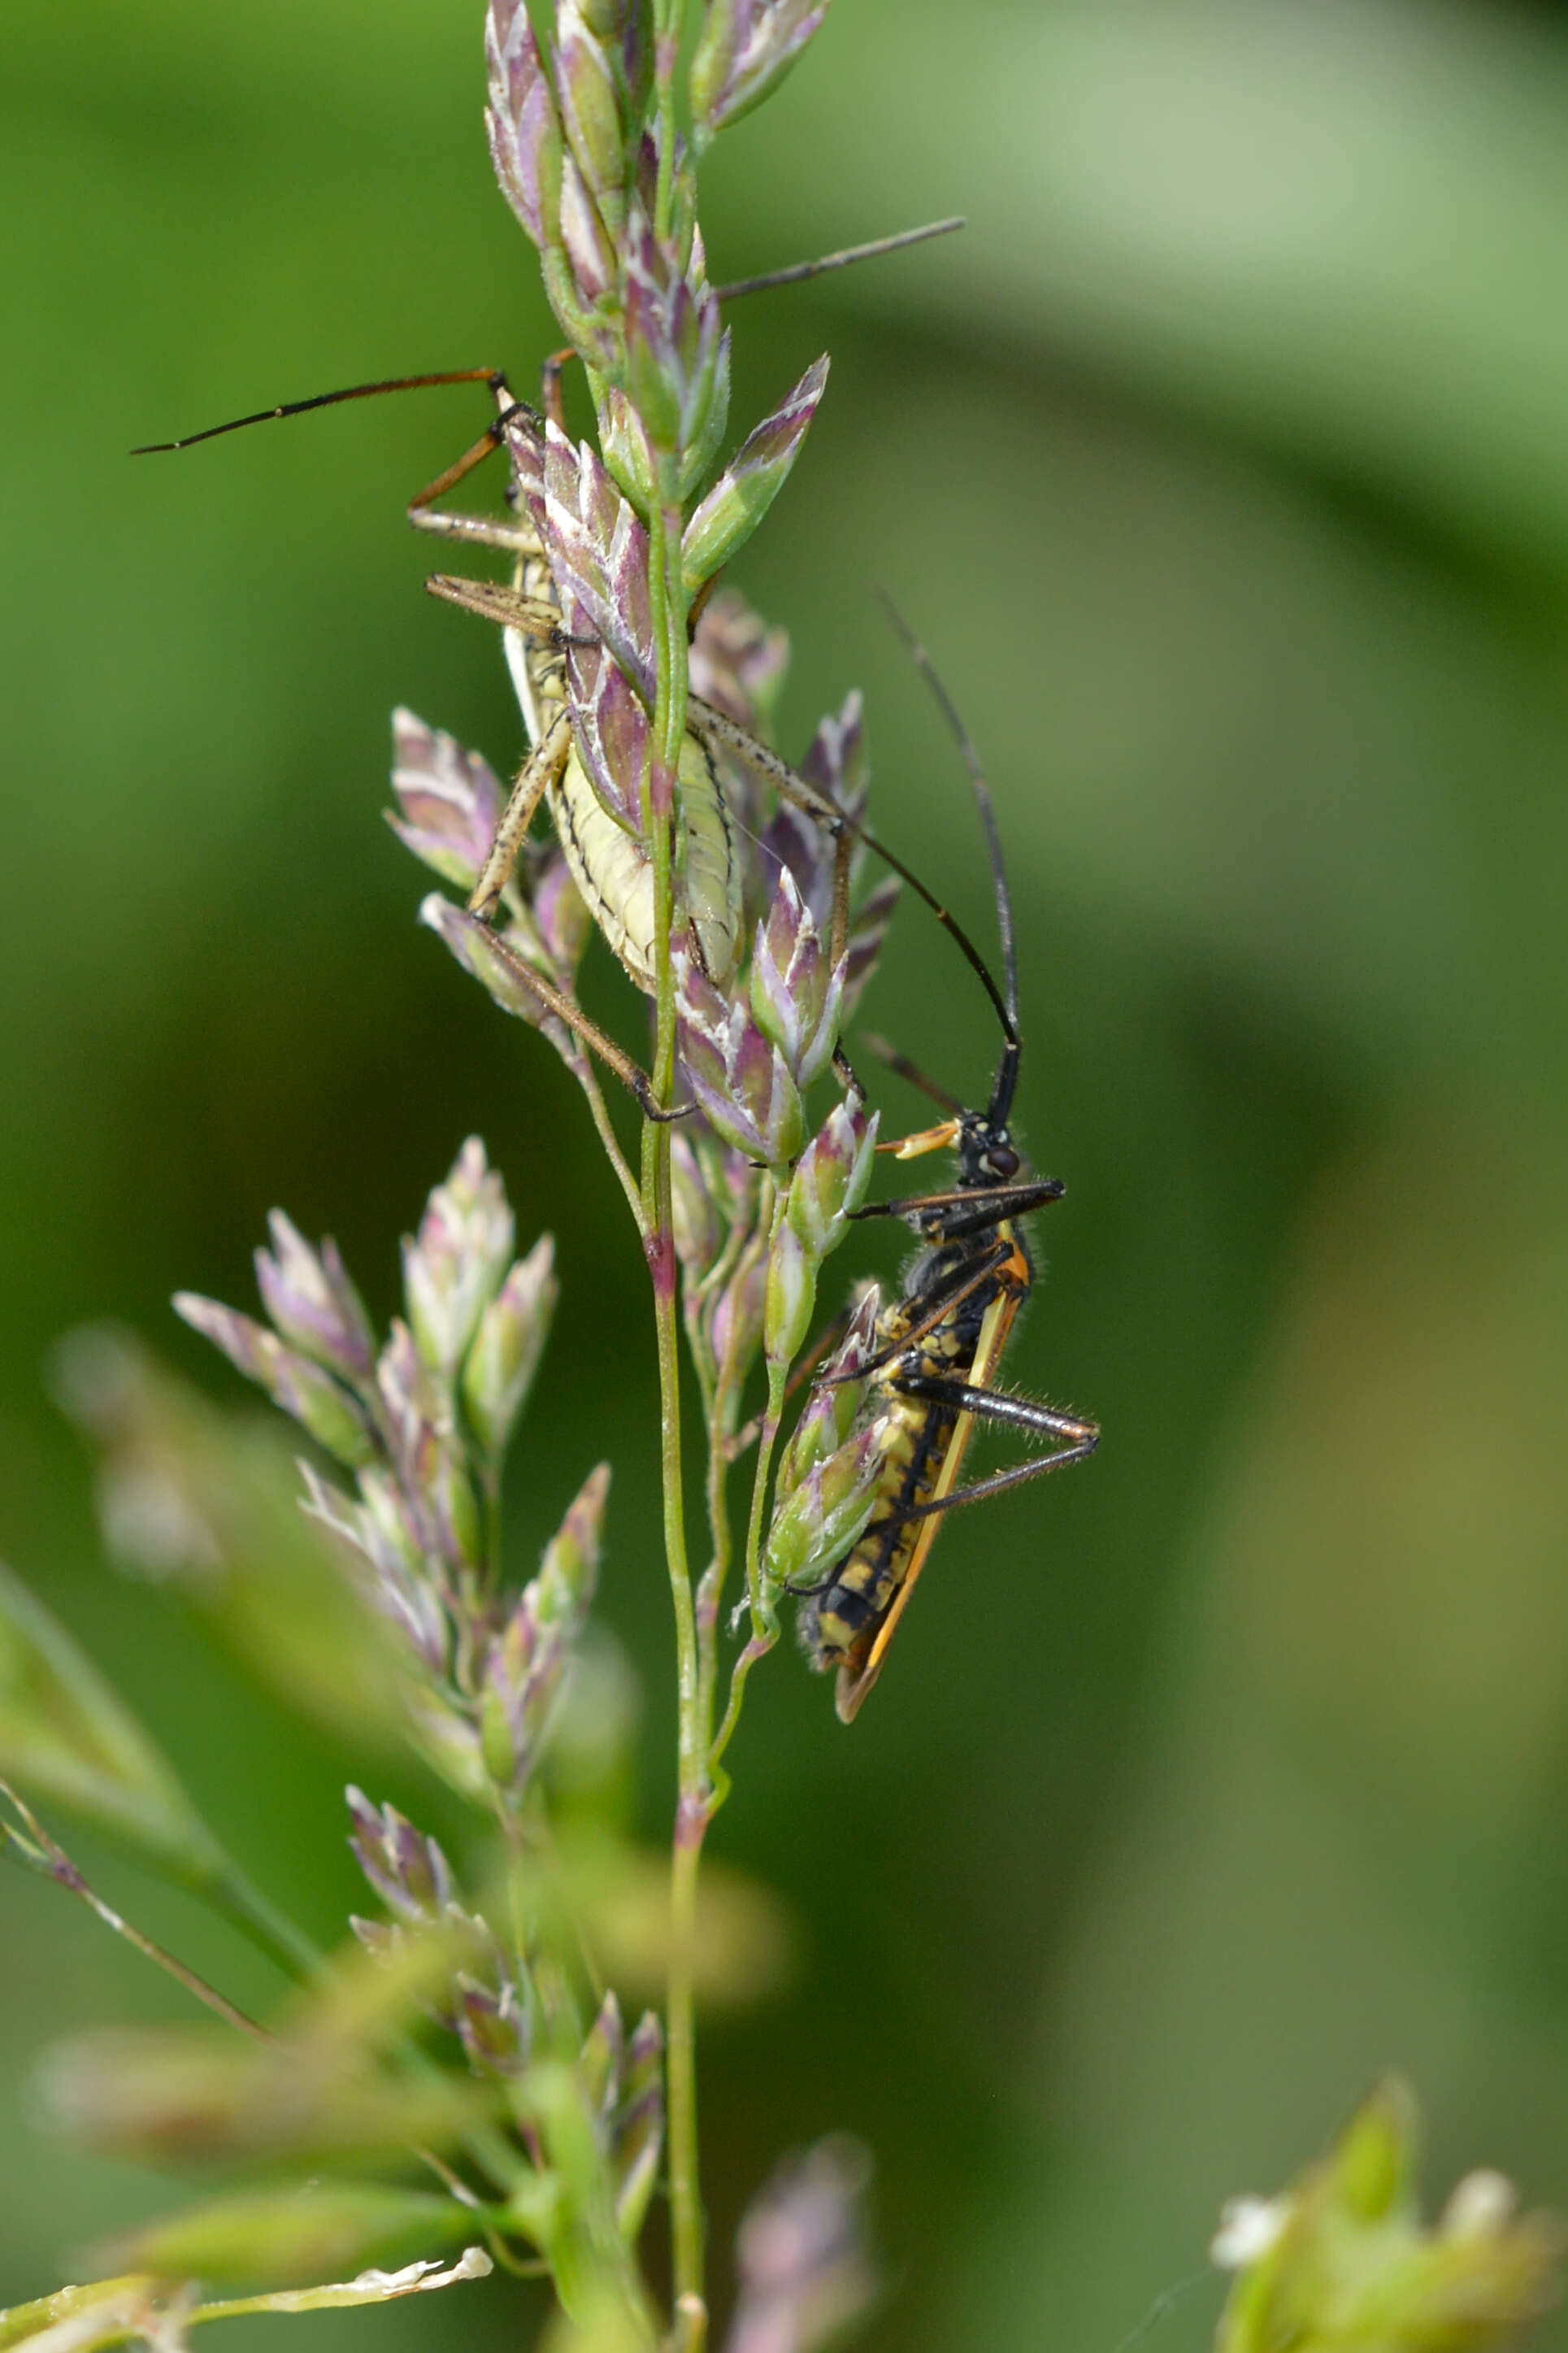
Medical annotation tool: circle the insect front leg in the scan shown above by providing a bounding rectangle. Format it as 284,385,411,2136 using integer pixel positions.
885,1375,1099,1516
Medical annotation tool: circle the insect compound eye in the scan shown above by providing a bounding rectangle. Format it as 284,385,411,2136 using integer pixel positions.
986,1143,1019,1180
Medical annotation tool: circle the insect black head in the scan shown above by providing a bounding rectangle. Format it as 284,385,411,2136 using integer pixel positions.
956,1113,1021,1189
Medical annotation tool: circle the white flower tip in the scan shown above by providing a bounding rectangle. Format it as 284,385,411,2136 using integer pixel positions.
1443,2169,1518,2238
350,2246,494,2294
1210,2194,1292,2270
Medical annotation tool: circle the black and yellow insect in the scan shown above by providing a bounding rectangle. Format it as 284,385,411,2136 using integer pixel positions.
796,619,1099,1722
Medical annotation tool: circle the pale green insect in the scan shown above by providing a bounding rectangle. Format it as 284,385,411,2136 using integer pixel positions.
415,384,746,994
491,489,743,994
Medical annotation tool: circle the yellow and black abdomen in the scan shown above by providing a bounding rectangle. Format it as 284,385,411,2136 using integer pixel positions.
801,1301,979,1675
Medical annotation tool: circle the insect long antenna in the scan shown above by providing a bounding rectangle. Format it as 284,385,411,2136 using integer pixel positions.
857,1033,965,1118
131,368,507,455
879,593,1022,1124
715,217,963,304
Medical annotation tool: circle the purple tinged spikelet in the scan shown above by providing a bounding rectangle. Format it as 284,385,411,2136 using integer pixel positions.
539,423,656,710
675,943,804,1167
786,1096,878,1259
402,1139,516,1380
580,1988,626,2116
762,689,899,1020
345,1787,457,1925
574,1990,664,2241
669,1132,723,1281
689,0,833,141
728,2137,877,2353
614,2008,664,2240
758,689,867,928
252,1210,376,1386
463,1233,558,1463
556,2,628,228
386,709,507,895
764,1220,815,1369
375,1321,483,1576
749,869,845,1089
775,1287,880,1494
480,1463,609,1792
682,354,828,591
558,148,617,311
455,1973,532,2077
572,0,654,122
172,1294,374,1468
708,1248,766,1391
300,1461,451,1675
567,642,648,833
623,211,728,469
599,381,661,511
763,1420,885,1592
485,0,563,250
419,896,562,1035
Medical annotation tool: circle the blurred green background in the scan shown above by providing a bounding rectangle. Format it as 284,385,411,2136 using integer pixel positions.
6,0,1568,2342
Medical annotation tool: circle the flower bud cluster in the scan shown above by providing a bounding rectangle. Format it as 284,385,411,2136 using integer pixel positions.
177,1142,620,1814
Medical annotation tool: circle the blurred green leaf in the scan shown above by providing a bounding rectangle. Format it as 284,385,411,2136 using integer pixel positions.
0,1559,222,1885
36,2018,487,2173
100,2183,475,2290
37,1917,497,2173
550,1834,797,2012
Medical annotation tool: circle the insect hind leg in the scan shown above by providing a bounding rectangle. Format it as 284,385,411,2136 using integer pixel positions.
884,1374,1099,1519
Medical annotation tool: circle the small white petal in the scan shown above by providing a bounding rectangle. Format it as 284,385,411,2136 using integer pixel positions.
1442,2169,1518,2238
1210,2194,1292,2270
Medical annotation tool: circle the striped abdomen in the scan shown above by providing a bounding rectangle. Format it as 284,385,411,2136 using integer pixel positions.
801,1302,979,1673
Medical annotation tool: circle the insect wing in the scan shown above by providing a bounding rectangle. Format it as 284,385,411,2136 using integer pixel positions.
834,1277,1024,1724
